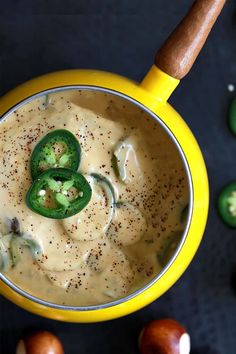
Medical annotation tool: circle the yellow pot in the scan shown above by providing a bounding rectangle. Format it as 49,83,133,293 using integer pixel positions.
0,66,209,322
2,0,227,323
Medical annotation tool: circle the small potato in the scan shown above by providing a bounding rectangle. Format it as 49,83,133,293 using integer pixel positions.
139,319,190,354
16,331,64,354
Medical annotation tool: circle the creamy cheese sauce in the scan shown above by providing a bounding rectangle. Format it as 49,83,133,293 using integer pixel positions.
0,89,189,306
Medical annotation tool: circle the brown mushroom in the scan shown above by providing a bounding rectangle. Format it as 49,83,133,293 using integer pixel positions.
16,331,64,354
139,318,190,354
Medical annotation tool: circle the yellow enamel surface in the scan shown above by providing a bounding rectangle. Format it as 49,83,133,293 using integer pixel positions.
0,68,209,322
140,65,180,102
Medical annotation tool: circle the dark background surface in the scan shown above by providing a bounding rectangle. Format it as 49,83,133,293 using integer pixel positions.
0,1,236,353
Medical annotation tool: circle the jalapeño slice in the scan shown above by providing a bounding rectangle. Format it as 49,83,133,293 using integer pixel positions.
218,182,236,228
26,168,92,219
229,98,236,135
30,129,81,179
157,231,183,267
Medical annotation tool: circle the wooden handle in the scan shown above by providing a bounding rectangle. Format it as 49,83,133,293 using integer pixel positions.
155,0,226,79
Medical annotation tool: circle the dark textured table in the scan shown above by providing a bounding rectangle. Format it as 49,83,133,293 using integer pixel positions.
0,1,236,353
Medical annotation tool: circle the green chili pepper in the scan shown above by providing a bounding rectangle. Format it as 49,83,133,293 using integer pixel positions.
157,231,183,267
181,204,189,224
0,235,12,271
26,168,92,219
30,129,81,179
112,138,132,184
10,235,42,266
218,182,236,227
229,98,236,135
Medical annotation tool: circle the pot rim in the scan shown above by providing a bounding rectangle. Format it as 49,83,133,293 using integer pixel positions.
0,84,193,311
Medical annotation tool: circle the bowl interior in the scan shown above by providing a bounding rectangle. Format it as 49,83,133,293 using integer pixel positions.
0,86,192,310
